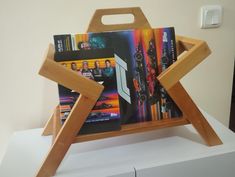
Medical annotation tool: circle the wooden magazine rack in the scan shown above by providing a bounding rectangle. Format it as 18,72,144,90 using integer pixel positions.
36,7,222,177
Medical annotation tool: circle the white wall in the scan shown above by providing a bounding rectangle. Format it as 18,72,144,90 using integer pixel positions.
0,0,234,161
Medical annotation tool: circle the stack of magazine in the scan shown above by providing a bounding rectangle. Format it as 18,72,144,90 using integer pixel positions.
53,27,182,135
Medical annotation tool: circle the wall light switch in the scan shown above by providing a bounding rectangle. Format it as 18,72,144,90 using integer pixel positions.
200,5,222,29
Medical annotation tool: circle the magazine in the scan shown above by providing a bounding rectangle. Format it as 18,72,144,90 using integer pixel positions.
54,49,121,134
53,27,182,130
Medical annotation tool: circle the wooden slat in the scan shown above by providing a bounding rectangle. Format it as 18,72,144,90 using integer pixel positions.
36,94,102,177
87,7,151,32
158,38,211,90
175,35,197,56
175,40,186,57
74,117,190,143
52,106,62,143
39,44,104,100
176,36,201,50
167,82,222,146
41,108,55,136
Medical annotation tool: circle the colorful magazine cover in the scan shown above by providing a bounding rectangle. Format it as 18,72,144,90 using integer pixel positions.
54,49,121,134
74,31,153,124
73,28,182,123
154,28,182,119
54,27,182,128
140,29,161,120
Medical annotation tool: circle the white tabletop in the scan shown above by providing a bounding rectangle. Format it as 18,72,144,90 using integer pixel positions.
1,110,235,177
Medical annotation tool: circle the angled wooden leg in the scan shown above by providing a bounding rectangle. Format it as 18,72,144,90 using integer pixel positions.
36,95,98,177
157,36,222,146
37,41,104,177
167,82,222,146
42,108,56,136
52,106,62,143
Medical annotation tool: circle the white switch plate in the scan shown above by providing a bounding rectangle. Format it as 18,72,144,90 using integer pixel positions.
200,5,222,29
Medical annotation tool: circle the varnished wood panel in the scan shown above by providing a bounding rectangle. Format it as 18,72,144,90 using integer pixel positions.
52,106,62,143
167,82,222,146
75,117,189,143
87,7,151,32
39,44,104,100
36,95,101,177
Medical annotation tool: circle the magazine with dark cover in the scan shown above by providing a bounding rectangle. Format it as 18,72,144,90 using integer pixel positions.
53,27,182,130
54,34,73,52
73,28,182,124
54,48,121,134
154,28,182,119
